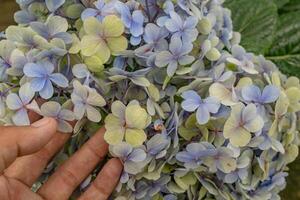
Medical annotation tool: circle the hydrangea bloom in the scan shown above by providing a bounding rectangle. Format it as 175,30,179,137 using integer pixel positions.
81,0,116,21
6,83,34,125
1,0,300,199
224,103,264,147
23,61,68,99
155,36,194,76
104,100,151,147
181,90,220,125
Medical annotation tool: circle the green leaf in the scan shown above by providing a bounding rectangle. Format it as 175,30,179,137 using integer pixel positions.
266,11,300,77
273,0,290,8
280,0,300,13
225,0,278,54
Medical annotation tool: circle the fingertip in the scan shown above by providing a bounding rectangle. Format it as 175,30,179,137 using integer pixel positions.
106,158,123,176
32,117,57,130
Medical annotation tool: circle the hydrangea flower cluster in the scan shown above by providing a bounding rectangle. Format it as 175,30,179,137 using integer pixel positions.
1,0,300,199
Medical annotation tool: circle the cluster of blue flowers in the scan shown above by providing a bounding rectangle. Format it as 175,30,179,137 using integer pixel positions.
1,0,300,199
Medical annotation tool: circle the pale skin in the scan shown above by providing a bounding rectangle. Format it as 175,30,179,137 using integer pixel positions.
0,112,123,200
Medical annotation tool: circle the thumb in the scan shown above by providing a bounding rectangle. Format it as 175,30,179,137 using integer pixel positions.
0,117,57,172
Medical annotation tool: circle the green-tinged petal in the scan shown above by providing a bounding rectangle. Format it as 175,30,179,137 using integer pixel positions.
81,35,107,57
87,89,106,107
286,87,300,112
209,83,237,106
111,100,126,119
103,15,124,37
275,92,289,118
107,36,128,55
47,15,68,34
86,105,101,122
69,33,81,54
218,157,237,173
244,116,264,133
125,104,151,129
104,114,124,130
230,127,251,147
125,128,147,147
84,55,104,72
83,17,102,35
148,84,160,101
236,77,253,89
104,127,125,145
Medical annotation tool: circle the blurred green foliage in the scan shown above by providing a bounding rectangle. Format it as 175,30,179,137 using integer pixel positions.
225,0,300,199
0,0,300,199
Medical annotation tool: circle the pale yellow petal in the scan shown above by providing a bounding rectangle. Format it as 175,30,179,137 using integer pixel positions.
103,15,124,37
125,128,147,147
230,127,251,147
104,114,124,130
107,36,128,55
104,128,125,145
84,55,104,72
83,17,102,35
81,35,102,56
125,104,150,129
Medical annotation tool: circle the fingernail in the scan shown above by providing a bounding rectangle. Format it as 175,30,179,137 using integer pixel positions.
32,117,52,128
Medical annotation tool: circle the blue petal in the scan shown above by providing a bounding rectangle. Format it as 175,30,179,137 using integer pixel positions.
128,149,146,162
45,0,65,12
261,85,280,103
169,36,183,55
53,32,73,44
165,11,182,32
14,10,36,25
196,105,210,125
81,8,98,21
241,85,261,102
12,108,30,126
30,22,50,39
39,79,54,99
24,63,46,78
50,73,69,88
167,60,178,76
30,77,47,92
203,97,221,114
6,93,22,110
176,151,194,163
130,36,141,46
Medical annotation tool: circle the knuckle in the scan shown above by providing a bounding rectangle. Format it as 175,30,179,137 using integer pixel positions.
86,143,106,161
60,168,80,189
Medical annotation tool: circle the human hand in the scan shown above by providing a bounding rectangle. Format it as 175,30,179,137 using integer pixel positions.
0,115,123,200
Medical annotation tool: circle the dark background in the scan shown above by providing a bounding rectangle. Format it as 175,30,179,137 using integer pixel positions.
0,0,299,199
